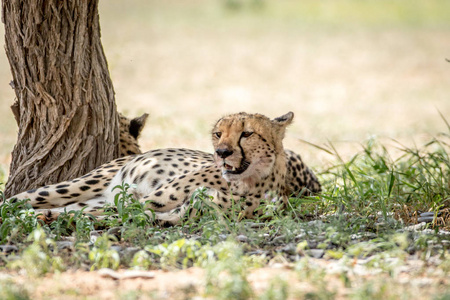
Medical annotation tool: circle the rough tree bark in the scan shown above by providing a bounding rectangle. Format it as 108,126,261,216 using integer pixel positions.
2,0,119,197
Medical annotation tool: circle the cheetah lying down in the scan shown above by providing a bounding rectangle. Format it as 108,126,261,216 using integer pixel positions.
7,112,320,225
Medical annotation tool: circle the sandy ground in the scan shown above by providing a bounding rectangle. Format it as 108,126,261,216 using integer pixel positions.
5,260,448,299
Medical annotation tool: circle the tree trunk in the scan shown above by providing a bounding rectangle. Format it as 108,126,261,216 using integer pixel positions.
2,0,119,198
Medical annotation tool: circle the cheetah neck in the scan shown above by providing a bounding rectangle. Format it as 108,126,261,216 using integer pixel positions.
232,151,287,197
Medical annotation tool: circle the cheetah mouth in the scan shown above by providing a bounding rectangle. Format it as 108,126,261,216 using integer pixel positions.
222,161,250,175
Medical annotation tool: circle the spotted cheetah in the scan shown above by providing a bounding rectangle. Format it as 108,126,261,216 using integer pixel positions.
7,112,320,225
118,113,148,157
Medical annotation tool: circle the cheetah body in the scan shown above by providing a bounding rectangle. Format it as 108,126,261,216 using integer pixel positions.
9,112,320,225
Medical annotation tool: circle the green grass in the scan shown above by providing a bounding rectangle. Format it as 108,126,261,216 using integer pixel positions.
319,136,450,228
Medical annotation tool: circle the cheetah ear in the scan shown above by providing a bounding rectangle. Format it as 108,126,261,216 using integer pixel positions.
272,112,294,127
129,113,149,139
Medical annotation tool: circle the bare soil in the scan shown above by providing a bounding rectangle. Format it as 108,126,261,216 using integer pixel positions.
6,259,448,299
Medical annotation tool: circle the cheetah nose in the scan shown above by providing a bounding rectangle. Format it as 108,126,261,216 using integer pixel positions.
216,148,233,159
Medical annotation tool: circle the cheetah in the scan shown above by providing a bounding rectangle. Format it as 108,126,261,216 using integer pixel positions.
118,113,148,157
7,112,320,225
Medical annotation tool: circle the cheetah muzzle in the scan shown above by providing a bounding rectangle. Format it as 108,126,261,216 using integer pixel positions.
6,112,321,226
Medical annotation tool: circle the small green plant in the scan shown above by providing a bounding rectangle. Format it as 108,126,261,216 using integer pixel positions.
0,279,30,300
295,257,336,299
183,187,236,241
88,234,120,270
350,281,399,300
111,183,153,227
258,276,289,300
186,187,227,222
50,208,96,240
146,238,202,269
130,250,152,270
0,197,43,243
8,227,64,276
201,241,254,300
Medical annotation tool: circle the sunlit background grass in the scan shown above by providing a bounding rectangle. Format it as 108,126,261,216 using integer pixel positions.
0,0,449,174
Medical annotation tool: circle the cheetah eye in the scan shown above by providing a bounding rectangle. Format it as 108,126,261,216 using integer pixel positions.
213,132,222,139
241,131,253,138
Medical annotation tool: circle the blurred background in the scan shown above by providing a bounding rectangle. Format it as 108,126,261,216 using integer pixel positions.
0,0,449,175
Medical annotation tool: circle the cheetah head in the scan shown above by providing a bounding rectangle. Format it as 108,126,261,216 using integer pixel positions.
119,113,149,157
212,112,293,183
